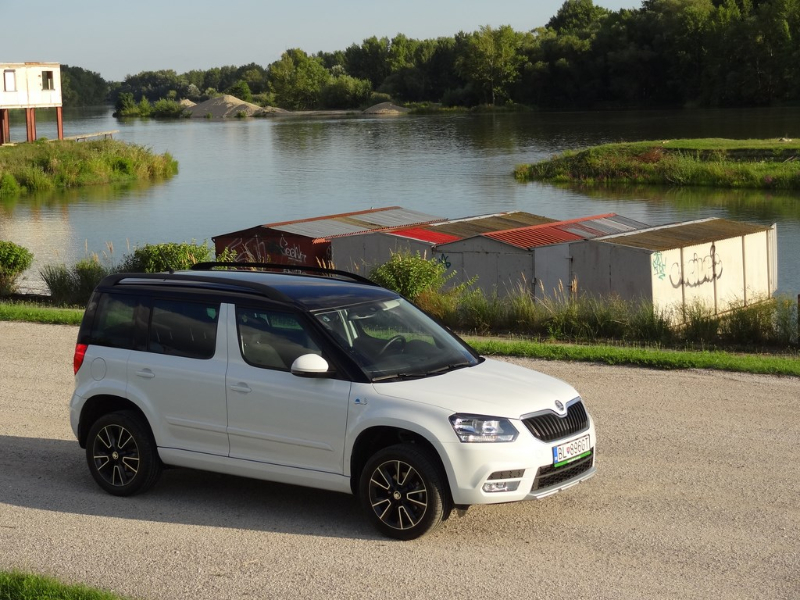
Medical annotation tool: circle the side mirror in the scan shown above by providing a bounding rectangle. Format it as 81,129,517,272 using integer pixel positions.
290,354,331,378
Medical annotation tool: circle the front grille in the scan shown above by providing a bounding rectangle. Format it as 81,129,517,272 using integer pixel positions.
523,400,589,442
531,451,594,492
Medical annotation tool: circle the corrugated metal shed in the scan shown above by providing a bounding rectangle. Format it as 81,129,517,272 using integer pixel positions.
384,211,554,244
214,206,444,243
484,214,649,250
599,218,772,251
390,227,461,244
434,212,554,238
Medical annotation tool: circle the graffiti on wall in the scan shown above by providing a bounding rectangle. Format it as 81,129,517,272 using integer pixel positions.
669,244,723,288
652,252,667,280
279,235,307,263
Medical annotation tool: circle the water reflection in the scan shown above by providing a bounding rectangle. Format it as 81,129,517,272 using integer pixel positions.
3,107,800,296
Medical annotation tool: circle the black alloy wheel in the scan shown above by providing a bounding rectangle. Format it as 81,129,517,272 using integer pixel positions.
360,444,450,540
86,410,162,496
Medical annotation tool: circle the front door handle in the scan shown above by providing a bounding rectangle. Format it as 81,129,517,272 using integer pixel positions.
230,383,251,393
135,369,155,379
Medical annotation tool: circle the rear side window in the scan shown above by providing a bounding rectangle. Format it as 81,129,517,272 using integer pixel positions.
91,294,137,349
148,299,219,359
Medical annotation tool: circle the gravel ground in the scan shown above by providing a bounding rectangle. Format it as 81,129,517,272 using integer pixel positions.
1,322,798,600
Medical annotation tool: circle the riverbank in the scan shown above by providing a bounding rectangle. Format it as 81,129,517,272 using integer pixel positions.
0,139,178,196
515,138,800,189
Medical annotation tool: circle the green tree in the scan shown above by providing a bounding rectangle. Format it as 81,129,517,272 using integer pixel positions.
226,80,253,102
456,25,524,104
267,49,331,109
60,65,109,106
548,0,611,33
345,36,391,88
320,75,373,108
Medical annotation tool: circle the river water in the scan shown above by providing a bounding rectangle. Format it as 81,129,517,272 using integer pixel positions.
2,106,799,296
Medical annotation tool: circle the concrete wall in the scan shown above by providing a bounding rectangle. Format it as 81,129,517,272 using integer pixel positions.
330,233,434,273
572,241,654,303
1,64,62,109
435,237,533,296
534,244,572,299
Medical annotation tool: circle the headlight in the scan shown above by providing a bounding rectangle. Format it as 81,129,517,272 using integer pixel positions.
449,414,518,443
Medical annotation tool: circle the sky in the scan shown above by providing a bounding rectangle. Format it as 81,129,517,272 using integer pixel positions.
2,1,642,82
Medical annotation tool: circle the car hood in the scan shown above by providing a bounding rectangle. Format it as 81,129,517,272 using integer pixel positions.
372,358,580,419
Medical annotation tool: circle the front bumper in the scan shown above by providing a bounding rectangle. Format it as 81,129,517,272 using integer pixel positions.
441,419,597,506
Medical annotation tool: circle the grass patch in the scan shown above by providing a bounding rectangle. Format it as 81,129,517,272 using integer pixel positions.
515,138,800,189
0,139,178,196
467,338,800,377
0,301,83,325
0,571,131,600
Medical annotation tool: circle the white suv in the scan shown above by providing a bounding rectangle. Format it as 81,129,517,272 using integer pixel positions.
70,264,596,539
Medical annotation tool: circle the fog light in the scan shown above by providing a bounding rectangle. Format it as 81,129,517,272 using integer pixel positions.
482,480,521,493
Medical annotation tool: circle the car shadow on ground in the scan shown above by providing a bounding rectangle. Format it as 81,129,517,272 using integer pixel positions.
0,435,378,541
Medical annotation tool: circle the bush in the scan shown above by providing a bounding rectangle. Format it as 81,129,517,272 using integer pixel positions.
119,241,213,273
152,98,186,118
369,251,475,319
40,256,113,306
0,241,34,295
0,172,21,196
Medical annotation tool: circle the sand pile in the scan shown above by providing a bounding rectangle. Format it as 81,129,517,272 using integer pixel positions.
179,98,196,107
184,94,287,118
362,102,410,115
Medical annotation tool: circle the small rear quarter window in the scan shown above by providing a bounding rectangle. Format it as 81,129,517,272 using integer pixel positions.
91,294,137,349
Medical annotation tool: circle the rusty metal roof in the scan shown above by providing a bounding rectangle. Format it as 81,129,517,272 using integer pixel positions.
214,207,445,241
598,218,772,251
390,228,462,244
483,214,649,249
432,212,554,238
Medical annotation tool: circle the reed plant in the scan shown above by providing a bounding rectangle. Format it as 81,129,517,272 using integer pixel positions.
0,139,177,196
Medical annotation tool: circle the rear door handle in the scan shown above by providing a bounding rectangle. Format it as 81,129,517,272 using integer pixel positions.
135,369,155,379
230,383,251,393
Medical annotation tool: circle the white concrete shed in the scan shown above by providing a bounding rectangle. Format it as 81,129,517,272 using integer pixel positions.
571,218,778,315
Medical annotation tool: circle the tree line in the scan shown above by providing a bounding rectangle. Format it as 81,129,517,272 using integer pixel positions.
64,0,800,111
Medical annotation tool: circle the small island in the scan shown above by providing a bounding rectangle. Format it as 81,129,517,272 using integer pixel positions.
514,138,800,190
0,139,178,196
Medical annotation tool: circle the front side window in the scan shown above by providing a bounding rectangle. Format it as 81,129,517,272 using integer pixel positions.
148,299,219,359
314,298,479,382
42,71,54,91
237,307,321,370
91,293,137,349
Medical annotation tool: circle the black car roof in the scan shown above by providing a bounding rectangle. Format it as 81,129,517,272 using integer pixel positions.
97,269,399,311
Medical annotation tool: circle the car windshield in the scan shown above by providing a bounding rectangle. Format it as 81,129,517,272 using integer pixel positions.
313,298,479,382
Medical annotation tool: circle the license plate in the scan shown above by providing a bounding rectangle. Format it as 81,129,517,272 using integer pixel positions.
552,435,591,467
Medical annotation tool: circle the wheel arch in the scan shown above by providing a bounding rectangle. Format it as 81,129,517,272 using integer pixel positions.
78,395,152,448
348,425,450,497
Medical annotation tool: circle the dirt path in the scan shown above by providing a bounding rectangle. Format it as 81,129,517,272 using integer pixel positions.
1,322,798,600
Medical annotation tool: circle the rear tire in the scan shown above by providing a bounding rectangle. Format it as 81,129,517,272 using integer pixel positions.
359,444,451,540
86,410,162,496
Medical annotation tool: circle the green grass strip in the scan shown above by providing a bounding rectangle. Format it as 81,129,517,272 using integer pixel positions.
0,571,131,600
466,338,800,377
0,302,83,325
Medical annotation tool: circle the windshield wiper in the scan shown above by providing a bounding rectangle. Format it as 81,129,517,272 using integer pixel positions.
424,362,474,377
371,372,427,382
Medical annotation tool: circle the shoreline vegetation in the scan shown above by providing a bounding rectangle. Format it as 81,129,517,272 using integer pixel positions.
514,138,800,189
0,301,797,376
0,139,178,196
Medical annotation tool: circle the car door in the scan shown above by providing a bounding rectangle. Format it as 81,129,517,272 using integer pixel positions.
126,298,229,456
225,303,351,474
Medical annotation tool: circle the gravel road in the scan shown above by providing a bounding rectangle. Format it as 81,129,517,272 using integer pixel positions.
1,322,798,600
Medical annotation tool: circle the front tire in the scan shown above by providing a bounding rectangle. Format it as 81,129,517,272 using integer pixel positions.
359,444,451,540
86,410,162,496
